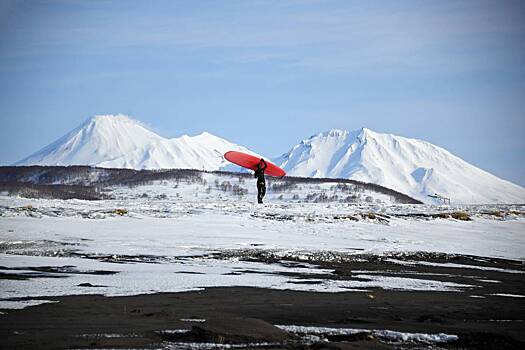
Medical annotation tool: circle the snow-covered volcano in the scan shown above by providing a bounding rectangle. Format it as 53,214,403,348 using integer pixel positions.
15,116,525,204
15,115,257,170
273,128,525,204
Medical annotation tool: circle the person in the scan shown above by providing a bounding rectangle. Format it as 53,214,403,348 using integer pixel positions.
254,158,267,204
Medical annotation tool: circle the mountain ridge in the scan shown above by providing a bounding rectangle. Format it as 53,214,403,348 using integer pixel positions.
16,114,259,171
15,114,525,204
273,127,525,204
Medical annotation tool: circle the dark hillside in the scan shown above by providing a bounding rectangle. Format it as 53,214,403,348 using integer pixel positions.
0,166,422,204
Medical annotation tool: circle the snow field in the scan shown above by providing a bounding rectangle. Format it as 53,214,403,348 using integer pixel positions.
1,190,524,309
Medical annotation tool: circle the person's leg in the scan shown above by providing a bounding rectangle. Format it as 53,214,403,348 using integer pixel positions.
257,184,263,203
261,184,266,202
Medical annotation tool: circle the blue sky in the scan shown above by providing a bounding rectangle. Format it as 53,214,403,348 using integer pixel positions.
1,0,524,186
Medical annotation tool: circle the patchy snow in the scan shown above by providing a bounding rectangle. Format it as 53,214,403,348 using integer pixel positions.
1,193,524,309
275,325,458,343
490,293,525,298
477,279,501,283
385,259,525,274
0,299,59,310
180,319,206,323
159,330,192,334
77,333,140,338
0,250,473,309
344,274,473,291
161,341,280,349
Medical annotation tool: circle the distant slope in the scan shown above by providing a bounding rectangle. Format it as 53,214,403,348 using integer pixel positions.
273,128,525,204
15,115,259,171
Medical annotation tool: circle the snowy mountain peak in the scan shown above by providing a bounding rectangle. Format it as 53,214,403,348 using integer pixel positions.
196,131,214,137
14,116,525,204
325,129,349,137
305,129,350,142
274,128,525,204
305,128,382,145
83,114,154,135
90,114,136,124
82,114,161,141
16,114,258,171
359,127,375,137
193,131,226,142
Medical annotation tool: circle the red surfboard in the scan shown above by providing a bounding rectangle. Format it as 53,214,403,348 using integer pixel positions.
224,151,286,178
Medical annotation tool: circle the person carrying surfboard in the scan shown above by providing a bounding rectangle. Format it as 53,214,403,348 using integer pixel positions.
254,159,267,204
223,151,286,203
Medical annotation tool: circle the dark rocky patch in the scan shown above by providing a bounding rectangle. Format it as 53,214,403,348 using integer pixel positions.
77,283,107,288
159,317,294,344
1,283,524,349
176,271,206,275
446,332,525,350
1,252,524,349
0,265,118,281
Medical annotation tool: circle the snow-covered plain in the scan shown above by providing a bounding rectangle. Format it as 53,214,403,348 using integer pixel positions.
1,175,524,309
2,201,524,260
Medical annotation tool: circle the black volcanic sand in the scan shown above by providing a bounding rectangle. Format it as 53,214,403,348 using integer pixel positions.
1,253,525,350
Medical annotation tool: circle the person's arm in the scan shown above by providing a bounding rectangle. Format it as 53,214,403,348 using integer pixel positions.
261,159,267,170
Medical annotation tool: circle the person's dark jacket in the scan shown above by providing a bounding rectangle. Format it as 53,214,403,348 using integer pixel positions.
254,160,267,184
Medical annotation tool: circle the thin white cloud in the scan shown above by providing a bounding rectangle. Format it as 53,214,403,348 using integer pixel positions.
0,0,523,79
